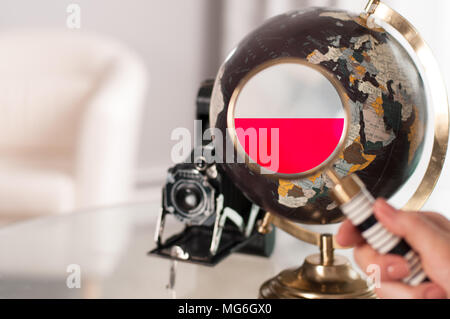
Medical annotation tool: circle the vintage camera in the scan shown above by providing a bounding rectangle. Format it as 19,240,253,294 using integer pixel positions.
151,143,274,265
150,80,275,265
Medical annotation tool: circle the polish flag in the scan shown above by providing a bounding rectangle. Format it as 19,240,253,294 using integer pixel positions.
233,65,345,175
235,117,344,174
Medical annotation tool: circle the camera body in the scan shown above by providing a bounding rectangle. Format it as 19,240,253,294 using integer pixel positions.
154,143,269,264
150,80,275,265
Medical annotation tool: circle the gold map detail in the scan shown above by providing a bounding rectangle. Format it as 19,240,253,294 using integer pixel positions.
342,137,376,174
371,96,384,117
408,106,423,164
278,179,294,197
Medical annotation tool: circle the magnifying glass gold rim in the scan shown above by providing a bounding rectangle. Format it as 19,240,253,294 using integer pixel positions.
226,56,351,180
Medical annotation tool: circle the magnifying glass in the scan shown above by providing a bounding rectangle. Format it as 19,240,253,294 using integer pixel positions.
228,59,428,286
229,59,348,178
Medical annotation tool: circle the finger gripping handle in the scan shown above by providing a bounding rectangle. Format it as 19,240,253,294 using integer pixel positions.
340,189,428,286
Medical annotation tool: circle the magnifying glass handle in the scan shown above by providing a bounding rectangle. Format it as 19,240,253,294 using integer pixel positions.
328,171,429,286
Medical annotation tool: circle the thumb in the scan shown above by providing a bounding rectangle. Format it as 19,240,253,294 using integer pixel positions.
373,199,440,257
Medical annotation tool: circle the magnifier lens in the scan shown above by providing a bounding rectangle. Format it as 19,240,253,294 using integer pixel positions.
233,62,347,176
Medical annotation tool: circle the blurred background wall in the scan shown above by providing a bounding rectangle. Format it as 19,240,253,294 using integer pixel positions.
0,0,448,217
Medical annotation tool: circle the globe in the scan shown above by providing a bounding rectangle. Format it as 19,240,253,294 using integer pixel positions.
210,7,427,225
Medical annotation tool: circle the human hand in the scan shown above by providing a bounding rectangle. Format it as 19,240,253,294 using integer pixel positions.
336,198,450,299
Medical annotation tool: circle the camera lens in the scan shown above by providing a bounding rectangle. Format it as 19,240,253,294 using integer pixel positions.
174,184,204,213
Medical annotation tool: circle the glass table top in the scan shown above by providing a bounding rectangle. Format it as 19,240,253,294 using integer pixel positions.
0,200,362,298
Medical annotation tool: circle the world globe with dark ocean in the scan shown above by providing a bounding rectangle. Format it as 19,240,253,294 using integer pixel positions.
210,8,427,224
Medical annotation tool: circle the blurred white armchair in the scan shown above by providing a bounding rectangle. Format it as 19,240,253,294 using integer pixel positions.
0,30,148,221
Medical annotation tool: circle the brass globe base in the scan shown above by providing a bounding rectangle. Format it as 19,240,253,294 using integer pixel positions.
257,215,376,298
259,254,376,299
